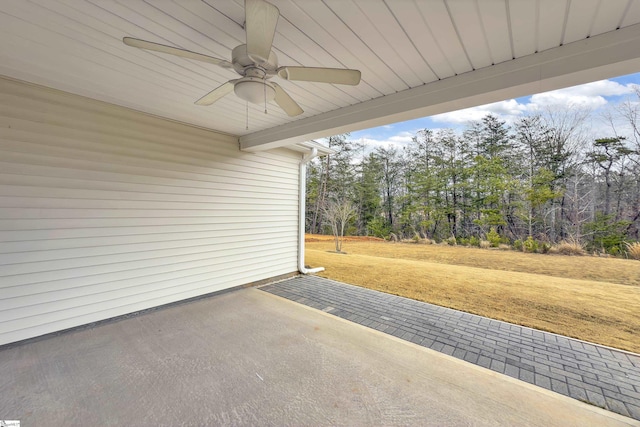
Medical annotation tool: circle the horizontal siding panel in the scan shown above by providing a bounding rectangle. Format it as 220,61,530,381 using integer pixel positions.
0,77,300,345
1,247,296,299
0,216,297,231
0,262,294,344
0,196,297,211
0,226,295,252
0,130,299,183
0,148,299,190
0,111,300,175
0,235,296,266
0,192,297,208
0,185,295,204
1,230,295,276
0,171,291,201
0,137,297,191
0,208,296,219
0,162,297,194
1,256,297,315
0,222,294,242
1,245,296,290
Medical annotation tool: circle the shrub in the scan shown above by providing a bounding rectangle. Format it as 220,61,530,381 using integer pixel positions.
583,213,630,255
346,225,358,236
446,236,457,246
405,233,433,245
553,239,585,256
626,242,640,260
523,236,538,253
486,227,501,248
459,236,482,247
539,242,552,254
469,236,480,247
513,239,523,252
479,240,491,249
367,217,390,239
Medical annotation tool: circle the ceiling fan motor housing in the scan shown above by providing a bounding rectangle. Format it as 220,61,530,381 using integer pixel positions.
232,44,278,77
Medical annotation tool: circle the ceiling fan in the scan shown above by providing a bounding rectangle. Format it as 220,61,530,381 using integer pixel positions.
123,0,361,117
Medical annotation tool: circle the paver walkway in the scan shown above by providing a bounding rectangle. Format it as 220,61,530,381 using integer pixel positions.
261,275,640,421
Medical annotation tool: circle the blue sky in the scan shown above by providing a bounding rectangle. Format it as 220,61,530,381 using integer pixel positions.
347,72,640,151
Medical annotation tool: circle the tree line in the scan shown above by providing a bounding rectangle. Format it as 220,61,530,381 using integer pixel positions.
306,89,640,255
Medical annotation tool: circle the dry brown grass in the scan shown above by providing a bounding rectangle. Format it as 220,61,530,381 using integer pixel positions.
626,242,640,260
305,235,640,353
305,235,384,243
550,239,585,256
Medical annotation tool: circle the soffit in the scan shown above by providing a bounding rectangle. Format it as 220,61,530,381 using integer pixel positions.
1,0,639,148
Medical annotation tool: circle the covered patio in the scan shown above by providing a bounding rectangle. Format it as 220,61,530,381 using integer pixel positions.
2,1,640,424
1,278,636,426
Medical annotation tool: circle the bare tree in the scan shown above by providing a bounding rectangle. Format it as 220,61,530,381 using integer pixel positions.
612,85,640,152
563,171,595,241
541,104,591,240
323,199,357,253
605,87,640,237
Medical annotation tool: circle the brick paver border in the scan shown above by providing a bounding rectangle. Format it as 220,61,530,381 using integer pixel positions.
261,275,640,420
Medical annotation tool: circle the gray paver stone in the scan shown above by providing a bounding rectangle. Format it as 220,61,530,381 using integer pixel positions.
551,378,569,396
604,397,630,417
585,390,607,408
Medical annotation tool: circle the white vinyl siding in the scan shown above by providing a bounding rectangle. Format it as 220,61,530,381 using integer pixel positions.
0,77,300,345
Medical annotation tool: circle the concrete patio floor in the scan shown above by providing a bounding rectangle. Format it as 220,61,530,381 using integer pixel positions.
1,286,637,426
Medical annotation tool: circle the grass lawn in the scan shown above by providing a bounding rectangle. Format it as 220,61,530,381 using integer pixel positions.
305,235,640,353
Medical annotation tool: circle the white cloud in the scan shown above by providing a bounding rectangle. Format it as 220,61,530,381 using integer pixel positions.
529,81,635,111
342,132,413,158
551,80,633,97
388,131,414,144
529,92,607,110
431,99,529,125
430,79,637,128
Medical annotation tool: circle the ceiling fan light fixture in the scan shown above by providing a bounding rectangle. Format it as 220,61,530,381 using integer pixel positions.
234,78,275,105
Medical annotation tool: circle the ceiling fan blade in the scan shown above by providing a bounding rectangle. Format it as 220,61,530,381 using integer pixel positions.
245,0,279,64
272,83,303,117
123,37,233,69
195,81,237,106
277,66,361,85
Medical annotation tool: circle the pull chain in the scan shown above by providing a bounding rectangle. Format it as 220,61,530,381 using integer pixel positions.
264,79,267,114
246,101,249,131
